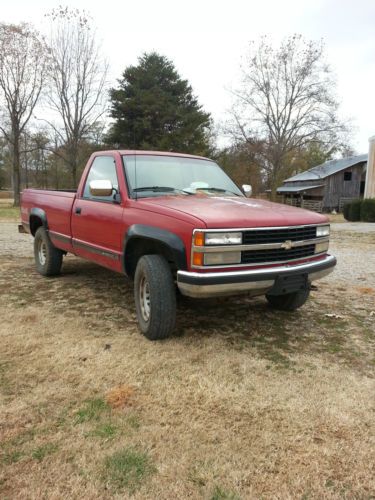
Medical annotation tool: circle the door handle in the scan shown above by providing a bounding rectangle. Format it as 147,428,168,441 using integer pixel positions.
75,207,82,215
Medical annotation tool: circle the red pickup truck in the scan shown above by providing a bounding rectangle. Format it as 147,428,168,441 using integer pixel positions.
20,150,336,340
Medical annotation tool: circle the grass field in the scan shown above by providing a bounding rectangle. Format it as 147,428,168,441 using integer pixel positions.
0,200,19,221
0,225,374,499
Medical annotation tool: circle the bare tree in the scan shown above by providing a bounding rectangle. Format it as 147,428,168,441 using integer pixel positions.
0,23,49,205
46,7,108,187
228,35,348,197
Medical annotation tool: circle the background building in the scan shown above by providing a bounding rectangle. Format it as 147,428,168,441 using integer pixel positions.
277,154,368,212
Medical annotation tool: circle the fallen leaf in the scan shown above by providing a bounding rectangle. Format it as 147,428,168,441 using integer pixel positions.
356,287,375,295
324,313,344,320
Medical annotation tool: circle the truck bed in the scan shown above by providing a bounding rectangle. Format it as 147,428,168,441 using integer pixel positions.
21,188,76,252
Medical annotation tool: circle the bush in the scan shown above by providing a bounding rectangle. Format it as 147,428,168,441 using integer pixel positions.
343,198,375,222
360,199,375,222
343,199,362,221
343,202,351,221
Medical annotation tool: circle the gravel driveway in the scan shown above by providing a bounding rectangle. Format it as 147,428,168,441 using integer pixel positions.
0,222,33,257
1,221,374,287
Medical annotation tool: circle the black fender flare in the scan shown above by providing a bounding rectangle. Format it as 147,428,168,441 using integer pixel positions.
123,224,187,276
29,208,48,235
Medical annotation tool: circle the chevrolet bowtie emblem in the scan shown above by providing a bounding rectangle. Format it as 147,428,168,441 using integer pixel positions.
281,240,293,250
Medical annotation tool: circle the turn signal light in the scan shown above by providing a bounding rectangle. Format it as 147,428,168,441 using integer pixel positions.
194,231,205,246
192,252,203,266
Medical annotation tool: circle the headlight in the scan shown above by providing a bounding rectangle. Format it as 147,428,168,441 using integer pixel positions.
203,251,241,266
204,232,242,245
316,225,330,237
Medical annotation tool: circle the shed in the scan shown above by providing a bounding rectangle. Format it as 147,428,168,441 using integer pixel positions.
277,154,368,212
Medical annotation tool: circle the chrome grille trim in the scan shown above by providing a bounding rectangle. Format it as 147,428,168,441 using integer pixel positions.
191,224,330,269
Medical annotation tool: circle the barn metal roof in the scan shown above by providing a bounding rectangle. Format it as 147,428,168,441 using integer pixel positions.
277,184,324,193
283,154,367,183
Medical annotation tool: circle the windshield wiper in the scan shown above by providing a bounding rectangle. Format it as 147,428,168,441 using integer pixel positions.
195,187,242,197
133,186,192,194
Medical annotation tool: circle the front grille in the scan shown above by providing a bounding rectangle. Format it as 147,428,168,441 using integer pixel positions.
242,226,317,245
241,244,316,264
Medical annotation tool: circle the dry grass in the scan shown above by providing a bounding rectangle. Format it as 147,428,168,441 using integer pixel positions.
0,234,374,498
327,213,346,223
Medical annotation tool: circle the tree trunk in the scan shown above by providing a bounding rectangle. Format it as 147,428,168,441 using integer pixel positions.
269,175,279,201
12,131,21,207
72,162,77,188
67,142,78,188
24,135,29,188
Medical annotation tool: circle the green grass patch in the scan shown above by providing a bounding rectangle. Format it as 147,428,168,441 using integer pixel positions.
326,343,342,353
211,485,241,500
0,205,19,220
126,414,141,430
31,443,58,462
6,428,38,447
86,423,117,439
74,398,109,424
1,449,25,465
102,447,156,493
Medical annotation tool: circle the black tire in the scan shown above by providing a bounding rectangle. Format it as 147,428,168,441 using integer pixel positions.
134,255,176,340
266,288,310,311
34,227,63,276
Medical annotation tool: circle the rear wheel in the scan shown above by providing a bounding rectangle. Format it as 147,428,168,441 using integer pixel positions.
34,227,63,276
134,255,176,340
266,288,310,311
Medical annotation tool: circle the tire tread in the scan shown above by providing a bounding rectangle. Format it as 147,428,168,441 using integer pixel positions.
34,227,63,276
134,255,176,340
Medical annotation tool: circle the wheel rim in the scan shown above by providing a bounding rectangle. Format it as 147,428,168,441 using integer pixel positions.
38,240,47,266
139,275,151,322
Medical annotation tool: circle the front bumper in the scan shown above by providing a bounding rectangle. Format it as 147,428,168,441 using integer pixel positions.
177,254,336,298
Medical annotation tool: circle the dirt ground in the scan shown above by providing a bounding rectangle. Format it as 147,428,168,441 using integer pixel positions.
0,220,374,499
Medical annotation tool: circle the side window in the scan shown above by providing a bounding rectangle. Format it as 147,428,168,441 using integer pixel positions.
83,156,119,201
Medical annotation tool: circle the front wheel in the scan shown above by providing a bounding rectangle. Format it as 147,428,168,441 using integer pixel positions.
34,227,63,276
266,288,310,311
134,255,176,340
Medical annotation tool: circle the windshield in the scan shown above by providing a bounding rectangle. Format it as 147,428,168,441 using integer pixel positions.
122,155,243,198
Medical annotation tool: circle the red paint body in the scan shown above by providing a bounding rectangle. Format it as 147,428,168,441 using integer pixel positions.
20,150,328,274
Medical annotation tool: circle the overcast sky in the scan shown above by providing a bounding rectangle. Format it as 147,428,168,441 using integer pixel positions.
2,0,375,153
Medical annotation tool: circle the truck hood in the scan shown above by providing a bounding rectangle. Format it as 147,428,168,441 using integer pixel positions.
138,195,327,228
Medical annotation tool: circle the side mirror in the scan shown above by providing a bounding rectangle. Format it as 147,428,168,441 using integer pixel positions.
242,184,252,197
89,179,113,197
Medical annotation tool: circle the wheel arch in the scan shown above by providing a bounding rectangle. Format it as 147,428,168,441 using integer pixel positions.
29,208,48,236
123,225,187,278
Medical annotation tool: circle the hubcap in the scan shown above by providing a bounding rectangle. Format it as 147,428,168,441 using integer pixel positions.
38,240,47,266
139,275,151,322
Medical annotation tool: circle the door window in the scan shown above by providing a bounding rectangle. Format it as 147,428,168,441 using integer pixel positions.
83,156,119,201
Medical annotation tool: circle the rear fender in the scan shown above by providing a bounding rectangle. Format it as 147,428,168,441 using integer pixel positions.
29,208,48,235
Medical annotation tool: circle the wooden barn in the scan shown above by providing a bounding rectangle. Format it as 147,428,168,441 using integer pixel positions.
277,154,368,212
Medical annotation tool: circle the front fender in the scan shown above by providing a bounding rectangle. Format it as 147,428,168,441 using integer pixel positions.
123,224,187,276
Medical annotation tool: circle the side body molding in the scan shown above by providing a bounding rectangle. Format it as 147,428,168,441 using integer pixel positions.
123,224,187,276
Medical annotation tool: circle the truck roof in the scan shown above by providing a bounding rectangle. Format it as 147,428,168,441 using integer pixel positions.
98,150,212,161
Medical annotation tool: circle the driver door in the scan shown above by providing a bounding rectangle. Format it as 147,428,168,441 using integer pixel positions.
71,155,124,271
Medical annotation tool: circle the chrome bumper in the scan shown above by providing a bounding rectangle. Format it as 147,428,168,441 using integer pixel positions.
177,254,336,298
